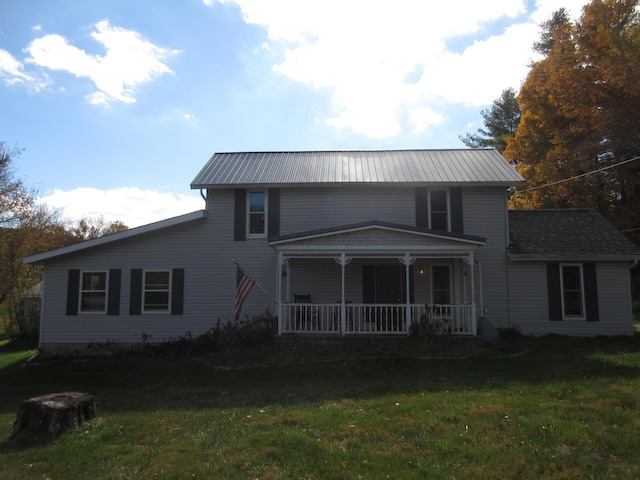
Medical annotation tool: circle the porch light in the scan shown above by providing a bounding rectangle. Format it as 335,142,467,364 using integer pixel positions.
418,267,425,276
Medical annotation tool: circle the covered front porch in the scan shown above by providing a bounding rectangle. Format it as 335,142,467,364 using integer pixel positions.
270,222,486,336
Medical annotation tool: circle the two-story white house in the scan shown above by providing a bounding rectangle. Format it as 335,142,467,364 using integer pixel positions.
24,150,640,354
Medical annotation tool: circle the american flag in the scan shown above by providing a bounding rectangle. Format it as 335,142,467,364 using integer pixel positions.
234,265,255,321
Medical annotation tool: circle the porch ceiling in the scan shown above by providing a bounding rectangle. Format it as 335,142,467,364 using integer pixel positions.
269,221,486,257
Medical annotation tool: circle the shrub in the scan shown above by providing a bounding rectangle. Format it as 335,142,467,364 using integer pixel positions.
148,310,277,357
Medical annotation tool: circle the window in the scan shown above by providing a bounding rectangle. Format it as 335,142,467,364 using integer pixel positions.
80,271,108,313
431,265,451,305
143,270,171,312
248,191,267,236
561,265,584,318
429,189,449,231
415,187,463,234
547,263,599,322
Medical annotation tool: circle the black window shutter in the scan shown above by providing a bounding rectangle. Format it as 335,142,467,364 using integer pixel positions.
130,269,143,315
234,189,246,241
415,187,428,229
450,187,464,234
583,263,599,322
66,269,80,316
107,269,121,316
268,188,280,239
171,268,185,315
546,263,562,321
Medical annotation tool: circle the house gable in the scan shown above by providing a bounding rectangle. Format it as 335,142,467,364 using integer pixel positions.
269,221,486,256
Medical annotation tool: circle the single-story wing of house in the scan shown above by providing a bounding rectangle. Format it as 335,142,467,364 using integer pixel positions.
23,149,640,355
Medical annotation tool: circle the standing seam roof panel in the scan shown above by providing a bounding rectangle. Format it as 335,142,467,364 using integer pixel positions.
190,149,525,187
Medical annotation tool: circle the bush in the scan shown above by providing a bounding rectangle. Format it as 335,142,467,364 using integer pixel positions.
147,310,277,358
409,305,451,343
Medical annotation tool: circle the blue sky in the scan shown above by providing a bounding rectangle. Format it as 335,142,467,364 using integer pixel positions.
1,0,588,227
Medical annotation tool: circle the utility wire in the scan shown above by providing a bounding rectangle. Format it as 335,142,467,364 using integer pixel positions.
516,154,640,194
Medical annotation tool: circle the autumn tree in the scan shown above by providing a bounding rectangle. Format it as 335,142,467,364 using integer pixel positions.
460,88,521,152
1,142,32,226
1,145,74,337
505,0,640,243
1,143,131,339
70,216,128,241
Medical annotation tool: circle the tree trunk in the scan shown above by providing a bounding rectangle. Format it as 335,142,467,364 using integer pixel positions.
4,392,96,445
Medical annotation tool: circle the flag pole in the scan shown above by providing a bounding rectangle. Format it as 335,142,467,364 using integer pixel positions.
232,259,277,303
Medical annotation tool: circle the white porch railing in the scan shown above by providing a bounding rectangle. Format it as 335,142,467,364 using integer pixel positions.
281,303,476,335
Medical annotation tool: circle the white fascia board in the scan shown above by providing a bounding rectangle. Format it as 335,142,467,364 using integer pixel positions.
270,224,486,247
23,210,207,264
508,253,640,263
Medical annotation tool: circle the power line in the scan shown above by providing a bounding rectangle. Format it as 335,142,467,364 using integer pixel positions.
516,154,640,194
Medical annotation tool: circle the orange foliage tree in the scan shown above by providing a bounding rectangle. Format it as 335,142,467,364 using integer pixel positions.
505,0,640,243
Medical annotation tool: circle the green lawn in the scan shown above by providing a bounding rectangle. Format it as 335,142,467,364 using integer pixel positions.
1,335,639,479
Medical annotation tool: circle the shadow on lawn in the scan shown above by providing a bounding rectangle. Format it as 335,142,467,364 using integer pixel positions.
1,334,639,417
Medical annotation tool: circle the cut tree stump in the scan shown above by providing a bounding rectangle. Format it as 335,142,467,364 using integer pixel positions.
4,392,96,445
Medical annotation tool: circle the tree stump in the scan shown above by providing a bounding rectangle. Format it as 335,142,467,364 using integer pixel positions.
4,392,96,445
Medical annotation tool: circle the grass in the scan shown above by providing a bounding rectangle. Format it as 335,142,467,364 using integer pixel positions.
1,334,639,479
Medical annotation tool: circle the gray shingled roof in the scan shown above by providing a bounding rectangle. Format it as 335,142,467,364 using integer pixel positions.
191,149,525,188
509,209,640,259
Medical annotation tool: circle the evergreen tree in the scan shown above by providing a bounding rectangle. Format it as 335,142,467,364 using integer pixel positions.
460,88,521,153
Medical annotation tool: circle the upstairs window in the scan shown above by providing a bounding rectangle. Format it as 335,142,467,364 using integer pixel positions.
143,270,171,313
415,187,462,234
248,191,267,237
429,189,449,231
80,271,108,313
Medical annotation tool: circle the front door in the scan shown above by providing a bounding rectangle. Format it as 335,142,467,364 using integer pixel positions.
363,265,409,303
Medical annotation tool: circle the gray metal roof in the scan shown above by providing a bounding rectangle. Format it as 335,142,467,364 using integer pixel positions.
191,149,525,188
509,209,640,260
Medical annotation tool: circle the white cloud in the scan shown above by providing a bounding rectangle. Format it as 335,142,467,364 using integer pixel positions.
407,107,446,134
23,20,179,105
211,0,589,139
40,187,204,228
0,48,49,90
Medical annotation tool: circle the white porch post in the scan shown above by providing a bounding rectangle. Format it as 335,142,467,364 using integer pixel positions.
400,253,416,335
335,253,351,335
467,252,476,335
276,252,283,335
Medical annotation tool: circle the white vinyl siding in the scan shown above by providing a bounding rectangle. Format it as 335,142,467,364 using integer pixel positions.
507,262,634,336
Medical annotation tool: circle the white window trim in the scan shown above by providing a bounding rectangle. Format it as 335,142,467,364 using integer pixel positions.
560,264,586,320
246,190,268,238
142,269,172,314
427,188,451,231
79,270,109,315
